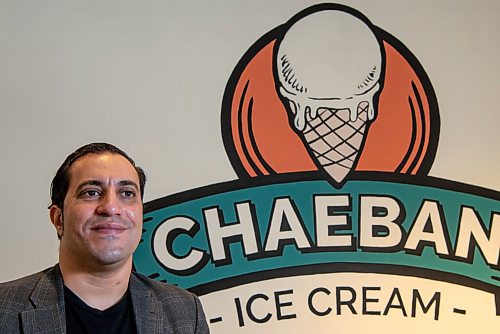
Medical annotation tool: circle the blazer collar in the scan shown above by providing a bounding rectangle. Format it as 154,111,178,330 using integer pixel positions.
129,273,172,334
20,266,169,334
22,265,66,333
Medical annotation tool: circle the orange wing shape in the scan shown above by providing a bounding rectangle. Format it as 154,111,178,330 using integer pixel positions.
223,34,438,177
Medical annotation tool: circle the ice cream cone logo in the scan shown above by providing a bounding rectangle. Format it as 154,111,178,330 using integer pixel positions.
276,9,382,185
221,3,439,186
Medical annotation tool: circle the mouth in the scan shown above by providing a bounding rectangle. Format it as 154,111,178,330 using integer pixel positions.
90,223,128,235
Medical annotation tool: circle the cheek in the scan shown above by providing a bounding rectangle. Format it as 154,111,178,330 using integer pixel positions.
63,205,94,228
124,206,143,227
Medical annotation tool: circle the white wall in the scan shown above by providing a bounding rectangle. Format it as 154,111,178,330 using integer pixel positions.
0,0,498,282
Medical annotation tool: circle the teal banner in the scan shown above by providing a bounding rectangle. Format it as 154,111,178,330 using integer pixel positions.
134,174,499,305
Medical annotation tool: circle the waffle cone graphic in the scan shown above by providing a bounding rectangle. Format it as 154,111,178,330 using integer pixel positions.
274,9,383,185
301,104,369,184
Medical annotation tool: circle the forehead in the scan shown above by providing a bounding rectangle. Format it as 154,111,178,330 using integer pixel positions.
67,153,139,187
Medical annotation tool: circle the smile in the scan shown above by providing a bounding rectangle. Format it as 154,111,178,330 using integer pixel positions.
91,223,128,235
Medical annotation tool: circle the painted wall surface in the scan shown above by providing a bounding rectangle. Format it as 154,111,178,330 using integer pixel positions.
0,1,498,332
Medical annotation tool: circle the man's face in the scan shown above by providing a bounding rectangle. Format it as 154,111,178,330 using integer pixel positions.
53,153,143,269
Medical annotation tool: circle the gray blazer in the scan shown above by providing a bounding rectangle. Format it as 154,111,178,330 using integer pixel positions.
0,265,209,333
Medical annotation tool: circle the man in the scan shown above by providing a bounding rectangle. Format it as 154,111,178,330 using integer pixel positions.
0,143,209,333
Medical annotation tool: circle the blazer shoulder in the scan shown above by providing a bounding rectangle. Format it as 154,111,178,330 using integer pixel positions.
131,271,197,303
0,270,45,300
131,272,210,333
0,269,51,328
0,266,60,310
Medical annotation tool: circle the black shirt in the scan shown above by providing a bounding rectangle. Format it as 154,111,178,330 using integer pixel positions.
64,285,136,334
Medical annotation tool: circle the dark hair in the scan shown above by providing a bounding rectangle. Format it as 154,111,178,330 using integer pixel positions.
49,143,146,209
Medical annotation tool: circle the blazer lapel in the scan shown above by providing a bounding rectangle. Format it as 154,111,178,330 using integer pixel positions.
129,274,172,334
21,265,66,334
21,305,65,334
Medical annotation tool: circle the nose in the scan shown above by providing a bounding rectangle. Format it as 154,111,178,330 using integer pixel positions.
95,192,122,216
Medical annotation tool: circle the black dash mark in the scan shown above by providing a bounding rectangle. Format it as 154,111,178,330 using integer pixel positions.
210,317,223,324
492,276,500,282
453,308,466,315
148,273,160,279
143,217,153,223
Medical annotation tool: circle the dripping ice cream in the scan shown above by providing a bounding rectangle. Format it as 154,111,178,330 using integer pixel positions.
276,9,383,184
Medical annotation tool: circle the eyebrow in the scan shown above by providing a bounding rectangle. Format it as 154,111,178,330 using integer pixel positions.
75,180,140,193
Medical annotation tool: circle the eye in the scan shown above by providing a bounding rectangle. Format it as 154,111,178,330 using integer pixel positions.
80,189,101,198
120,190,136,198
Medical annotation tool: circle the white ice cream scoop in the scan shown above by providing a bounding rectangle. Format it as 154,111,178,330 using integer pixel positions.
277,9,382,131
276,9,383,184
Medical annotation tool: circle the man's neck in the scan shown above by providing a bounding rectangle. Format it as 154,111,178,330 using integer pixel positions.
59,256,133,311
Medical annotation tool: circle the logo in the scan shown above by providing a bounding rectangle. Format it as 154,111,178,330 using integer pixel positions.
134,4,499,332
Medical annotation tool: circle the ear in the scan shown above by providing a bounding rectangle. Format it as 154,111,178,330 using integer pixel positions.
50,205,64,238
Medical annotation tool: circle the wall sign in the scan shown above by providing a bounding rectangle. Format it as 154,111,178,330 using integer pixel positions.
134,4,499,332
